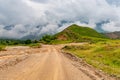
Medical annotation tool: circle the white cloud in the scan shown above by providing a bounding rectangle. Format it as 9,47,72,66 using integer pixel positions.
0,0,120,38
102,21,120,32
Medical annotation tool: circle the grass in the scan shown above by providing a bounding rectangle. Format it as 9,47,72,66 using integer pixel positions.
0,45,6,51
28,43,41,48
0,39,41,48
0,42,41,51
49,40,72,44
62,40,120,78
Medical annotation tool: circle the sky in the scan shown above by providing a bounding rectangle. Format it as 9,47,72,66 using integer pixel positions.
0,0,120,39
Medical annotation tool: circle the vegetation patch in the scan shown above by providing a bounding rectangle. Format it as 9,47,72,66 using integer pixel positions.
63,44,92,50
62,41,120,78
0,45,6,51
0,39,41,50
28,43,41,48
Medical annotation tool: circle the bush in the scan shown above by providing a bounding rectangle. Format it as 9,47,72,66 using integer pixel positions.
24,39,32,44
29,43,41,48
63,45,91,50
40,35,56,44
0,45,6,51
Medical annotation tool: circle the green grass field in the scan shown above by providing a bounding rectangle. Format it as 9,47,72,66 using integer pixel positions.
63,40,120,78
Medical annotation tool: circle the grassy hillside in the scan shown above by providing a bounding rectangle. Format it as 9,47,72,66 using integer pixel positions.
55,24,106,39
41,24,107,44
63,40,120,78
55,24,108,43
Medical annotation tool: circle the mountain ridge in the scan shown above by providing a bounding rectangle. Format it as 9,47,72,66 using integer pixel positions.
104,31,120,39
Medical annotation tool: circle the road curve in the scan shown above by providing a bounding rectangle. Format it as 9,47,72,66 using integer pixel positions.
0,45,115,80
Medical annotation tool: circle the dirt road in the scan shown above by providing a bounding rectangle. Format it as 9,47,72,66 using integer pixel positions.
0,45,116,80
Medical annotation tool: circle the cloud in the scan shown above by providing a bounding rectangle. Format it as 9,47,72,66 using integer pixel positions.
106,0,120,6
31,0,50,3
102,21,120,32
0,0,120,38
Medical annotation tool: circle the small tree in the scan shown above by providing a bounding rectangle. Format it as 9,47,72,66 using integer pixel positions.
24,39,32,44
33,40,38,43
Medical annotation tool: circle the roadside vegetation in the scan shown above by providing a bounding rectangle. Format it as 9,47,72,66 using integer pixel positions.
40,35,72,44
28,43,41,48
0,39,41,50
0,45,6,51
62,40,120,78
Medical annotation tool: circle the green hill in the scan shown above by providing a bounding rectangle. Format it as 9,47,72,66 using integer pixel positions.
41,24,107,44
55,24,106,42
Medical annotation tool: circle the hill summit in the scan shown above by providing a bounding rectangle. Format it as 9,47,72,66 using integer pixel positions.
55,24,106,41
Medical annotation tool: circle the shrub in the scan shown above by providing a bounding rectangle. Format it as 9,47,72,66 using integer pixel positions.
0,45,6,51
29,43,41,48
40,35,56,44
24,39,32,44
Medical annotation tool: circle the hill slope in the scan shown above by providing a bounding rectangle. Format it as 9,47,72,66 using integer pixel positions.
41,24,107,44
104,31,120,39
54,24,106,42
